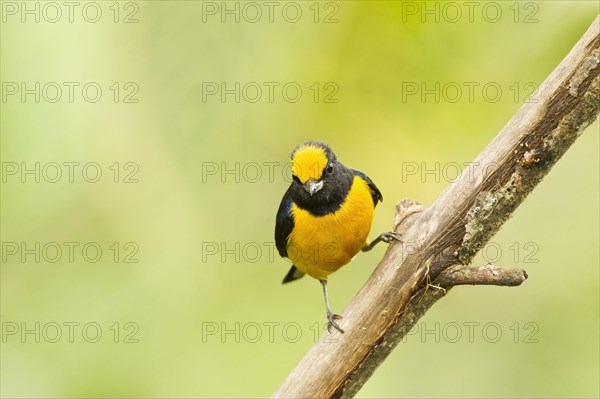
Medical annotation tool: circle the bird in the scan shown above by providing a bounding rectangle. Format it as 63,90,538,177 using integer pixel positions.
275,141,398,333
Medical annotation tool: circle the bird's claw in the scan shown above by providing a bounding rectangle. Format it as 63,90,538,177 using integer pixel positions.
326,313,344,334
382,231,402,243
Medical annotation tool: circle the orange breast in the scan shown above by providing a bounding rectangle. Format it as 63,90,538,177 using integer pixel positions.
287,176,375,280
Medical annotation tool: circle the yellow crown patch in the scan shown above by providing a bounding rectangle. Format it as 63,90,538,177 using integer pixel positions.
291,144,328,184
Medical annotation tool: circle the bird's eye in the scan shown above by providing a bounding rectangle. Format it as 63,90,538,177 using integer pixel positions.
292,175,301,184
326,165,334,174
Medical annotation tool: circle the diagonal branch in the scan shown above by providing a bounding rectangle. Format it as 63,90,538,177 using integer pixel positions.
274,16,600,399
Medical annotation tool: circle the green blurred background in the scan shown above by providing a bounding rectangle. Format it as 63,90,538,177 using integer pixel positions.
1,1,598,397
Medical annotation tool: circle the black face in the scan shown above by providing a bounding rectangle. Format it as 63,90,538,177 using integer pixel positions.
289,144,354,217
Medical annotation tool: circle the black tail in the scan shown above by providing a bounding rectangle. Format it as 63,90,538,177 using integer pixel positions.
282,265,305,284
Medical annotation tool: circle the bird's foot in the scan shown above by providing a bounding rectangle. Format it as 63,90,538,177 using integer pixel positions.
381,231,402,243
362,231,403,252
326,312,344,334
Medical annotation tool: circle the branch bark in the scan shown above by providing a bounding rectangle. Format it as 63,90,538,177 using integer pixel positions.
274,16,600,399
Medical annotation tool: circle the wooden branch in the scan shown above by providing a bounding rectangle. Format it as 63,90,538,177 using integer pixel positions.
274,16,600,399
436,263,528,287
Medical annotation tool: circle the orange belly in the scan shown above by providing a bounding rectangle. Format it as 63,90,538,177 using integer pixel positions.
287,176,375,280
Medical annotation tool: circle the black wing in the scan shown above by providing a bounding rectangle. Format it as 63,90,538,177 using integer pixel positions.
275,186,294,257
275,188,306,284
352,169,383,206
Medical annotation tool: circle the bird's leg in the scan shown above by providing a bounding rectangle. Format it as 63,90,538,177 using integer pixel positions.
362,231,402,252
319,279,344,334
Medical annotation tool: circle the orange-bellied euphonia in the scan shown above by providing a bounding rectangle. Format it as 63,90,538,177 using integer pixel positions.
275,141,397,333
